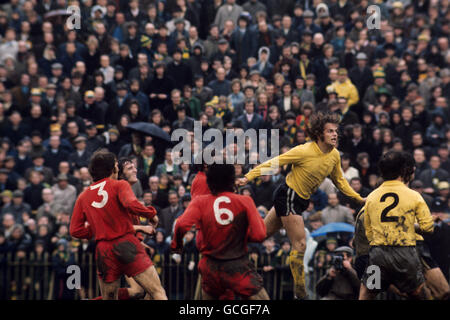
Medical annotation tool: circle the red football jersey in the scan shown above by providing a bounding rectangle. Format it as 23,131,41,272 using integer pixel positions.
171,192,266,260
191,171,211,199
70,178,156,241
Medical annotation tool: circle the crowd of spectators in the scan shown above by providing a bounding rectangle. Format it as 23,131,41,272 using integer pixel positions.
0,0,450,299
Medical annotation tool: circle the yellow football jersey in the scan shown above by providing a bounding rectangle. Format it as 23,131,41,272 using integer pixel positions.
364,180,434,246
245,141,362,202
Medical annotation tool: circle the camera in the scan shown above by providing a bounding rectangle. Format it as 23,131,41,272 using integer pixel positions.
330,253,344,271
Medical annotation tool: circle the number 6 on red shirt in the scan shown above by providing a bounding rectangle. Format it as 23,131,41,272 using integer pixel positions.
214,196,234,225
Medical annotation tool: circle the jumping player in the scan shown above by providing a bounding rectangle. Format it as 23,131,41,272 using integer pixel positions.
70,150,167,300
172,162,270,300
359,151,434,300
239,112,364,299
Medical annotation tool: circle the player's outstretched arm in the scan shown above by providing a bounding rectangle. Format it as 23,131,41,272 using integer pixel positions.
118,181,157,220
69,200,93,239
244,146,302,183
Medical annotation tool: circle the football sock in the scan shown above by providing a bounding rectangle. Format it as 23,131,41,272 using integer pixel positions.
289,250,306,299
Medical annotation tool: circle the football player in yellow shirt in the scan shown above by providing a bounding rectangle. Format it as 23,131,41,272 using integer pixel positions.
360,151,434,300
239,112,364,299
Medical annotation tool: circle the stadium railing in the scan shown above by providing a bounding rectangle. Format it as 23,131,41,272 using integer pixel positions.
0,252,398,300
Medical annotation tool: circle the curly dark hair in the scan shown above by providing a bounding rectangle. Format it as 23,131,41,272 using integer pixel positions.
306,112,341,142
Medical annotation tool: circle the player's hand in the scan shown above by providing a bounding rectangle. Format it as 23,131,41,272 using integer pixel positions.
237,177,248,186
360,197,366,204
150,215,159,227
138,225,156,235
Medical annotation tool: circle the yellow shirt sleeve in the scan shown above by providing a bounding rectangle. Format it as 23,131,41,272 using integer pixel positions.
329,153,363,202
415,195,434,234
245,145,302,181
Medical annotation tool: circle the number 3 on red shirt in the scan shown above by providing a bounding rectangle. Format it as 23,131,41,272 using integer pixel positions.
90,181,108,208
214,196,234,225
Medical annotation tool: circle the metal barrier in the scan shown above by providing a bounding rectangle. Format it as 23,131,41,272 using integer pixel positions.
0,252,401,300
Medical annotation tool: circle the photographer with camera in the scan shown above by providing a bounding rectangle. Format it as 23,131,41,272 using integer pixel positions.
315,246,360,300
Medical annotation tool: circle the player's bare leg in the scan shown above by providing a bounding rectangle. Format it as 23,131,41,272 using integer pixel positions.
98,278,121,300
408,283,428,300
201,289,215,300
424,267,450,300
358,283,377,300
248,288,270,300
125,276,146,299
264,207,283,238
280,213,307,299
133,265,168,300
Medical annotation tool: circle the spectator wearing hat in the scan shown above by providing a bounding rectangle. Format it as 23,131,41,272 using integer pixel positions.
116,44,137,78
362,69,394,110
297,10,321,37
230,13,255,67
51,174,77,215
2,190,31,225
79,90,100,125
167,49,193,91
68,136,91,170
349,52,374,99
43,83,58,114
315,245,360,300
426,109,448,147
24,153,54,186
43,123,73,154
105,127,124,156
84,121,106,153
106,82,129,125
